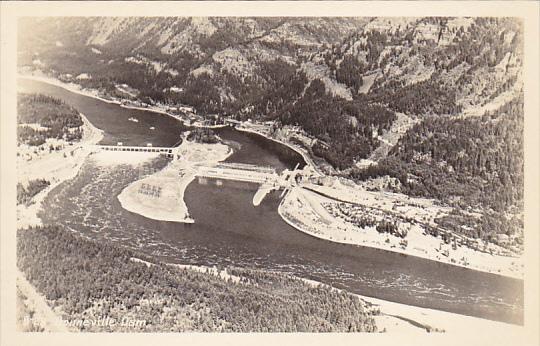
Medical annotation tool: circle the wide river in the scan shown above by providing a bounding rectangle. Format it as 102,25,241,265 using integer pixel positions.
19,78,524,325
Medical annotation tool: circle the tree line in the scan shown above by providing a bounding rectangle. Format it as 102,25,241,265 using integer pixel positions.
17,225,379,332
18,93,83,146
17,179,50,206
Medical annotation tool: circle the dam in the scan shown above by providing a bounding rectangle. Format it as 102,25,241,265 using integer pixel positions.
92,144,179,158
196,162,284,205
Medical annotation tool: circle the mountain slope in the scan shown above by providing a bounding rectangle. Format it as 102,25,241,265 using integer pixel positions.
18,17,524,216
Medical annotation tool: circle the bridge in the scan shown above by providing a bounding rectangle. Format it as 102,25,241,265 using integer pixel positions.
92,145,179,158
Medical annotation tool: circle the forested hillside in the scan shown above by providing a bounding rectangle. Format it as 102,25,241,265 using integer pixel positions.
17,94,83,146
377,96,522,210
18,17,524,216
17,226,379,332
348,96,524,243
18,17,522,169
275,79,396,169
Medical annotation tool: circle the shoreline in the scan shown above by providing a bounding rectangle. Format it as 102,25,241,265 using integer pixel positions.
130,257,523,333
15,73,519,332
117,168,197,224
235,126,322,176
278,188,522,280
20,74,124,107
17,112,104,229
116,140,233,223
20,73,315,171
297,276,523,333
21,74,234,132
15,72,524,332
19,73,190,126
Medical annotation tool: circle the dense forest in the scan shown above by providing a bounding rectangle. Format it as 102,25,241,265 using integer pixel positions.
348,96,524,241
17,226,379,332
395,96,521,211
18,93,83,146
369,78,462,115
334,54,366,93
273,79,396,169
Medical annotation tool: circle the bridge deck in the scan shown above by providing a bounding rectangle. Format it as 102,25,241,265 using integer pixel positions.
93,145,175,154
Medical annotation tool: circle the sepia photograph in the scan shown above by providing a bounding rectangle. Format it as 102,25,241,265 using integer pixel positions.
1,2,539,345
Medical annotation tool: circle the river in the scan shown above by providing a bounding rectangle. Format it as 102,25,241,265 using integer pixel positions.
19,78,524,325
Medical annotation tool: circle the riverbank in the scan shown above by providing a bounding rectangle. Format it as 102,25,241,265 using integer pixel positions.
20,73,318,172
117,139,232,223
235,125,322,177
278,187,523,279
19,73,123,107
17,113,104,229
298,277,523,334
233,110,523,280
19,73,191,124
130,257,522,334
20,73,237,132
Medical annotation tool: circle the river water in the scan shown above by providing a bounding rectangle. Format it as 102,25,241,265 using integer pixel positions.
19,78,524,325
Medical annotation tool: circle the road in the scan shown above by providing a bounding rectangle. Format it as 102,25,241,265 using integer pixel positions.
16,269,70,332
